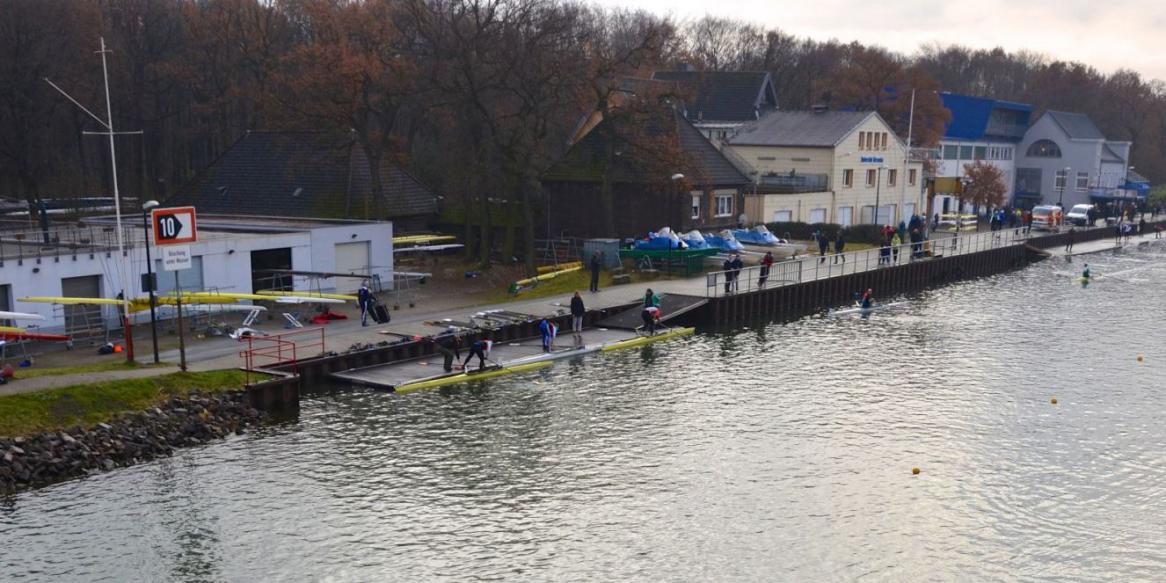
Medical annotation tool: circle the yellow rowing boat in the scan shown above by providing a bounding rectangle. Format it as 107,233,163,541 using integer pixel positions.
394,361,552,394
600,327,695,352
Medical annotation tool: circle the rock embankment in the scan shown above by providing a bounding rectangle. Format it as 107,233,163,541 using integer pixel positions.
1,391,263,493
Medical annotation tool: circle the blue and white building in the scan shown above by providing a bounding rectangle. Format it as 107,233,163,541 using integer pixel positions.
933,93,1033,213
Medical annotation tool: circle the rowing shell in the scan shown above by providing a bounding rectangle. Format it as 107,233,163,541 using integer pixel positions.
831,301,907,316
394,361,552,394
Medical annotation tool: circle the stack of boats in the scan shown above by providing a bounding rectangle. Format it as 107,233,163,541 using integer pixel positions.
633,226,805,257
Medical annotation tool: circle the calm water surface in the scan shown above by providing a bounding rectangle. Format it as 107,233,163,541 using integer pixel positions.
3,244,1166,582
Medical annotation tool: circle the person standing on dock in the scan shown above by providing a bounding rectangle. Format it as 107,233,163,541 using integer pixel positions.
430,333,461,372
358,282,375,327
891,232,902,264
644,288,660,308
570,292,585,337
729,254,744,292
834,231,846,264
759,252,774,287
1065,227,1076,253
816,229,829,263
1140,216,1147,237
722,256,734,293
589,252,602,293
641,305,660,336
539,317,557,353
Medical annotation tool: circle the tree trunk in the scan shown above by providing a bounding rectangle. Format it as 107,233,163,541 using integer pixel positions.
521,175,538,276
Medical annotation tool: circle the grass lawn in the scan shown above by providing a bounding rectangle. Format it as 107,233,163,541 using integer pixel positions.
13,361,170,380
0,369,249,437
485,269,618,304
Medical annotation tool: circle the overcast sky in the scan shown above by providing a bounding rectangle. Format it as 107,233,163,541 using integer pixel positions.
592,0,1166,81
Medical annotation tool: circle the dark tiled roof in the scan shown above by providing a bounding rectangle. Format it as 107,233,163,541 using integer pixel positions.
1044,111,1105,140
651,70,777,123
542,109,748,187
166,131,436,220
727,111,873,147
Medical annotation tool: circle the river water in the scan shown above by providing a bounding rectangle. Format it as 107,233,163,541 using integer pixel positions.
4,243,1166,582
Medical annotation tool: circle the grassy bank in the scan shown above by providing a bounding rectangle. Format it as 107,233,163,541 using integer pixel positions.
14,361,170,380
0,369,248,437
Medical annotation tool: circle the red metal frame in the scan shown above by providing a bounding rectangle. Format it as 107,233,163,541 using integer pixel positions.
238,327,326,385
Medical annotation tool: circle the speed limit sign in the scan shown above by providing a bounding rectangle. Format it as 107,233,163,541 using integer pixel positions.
151,206,197,246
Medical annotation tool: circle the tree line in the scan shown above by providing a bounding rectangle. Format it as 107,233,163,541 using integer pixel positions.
2,3,1163,269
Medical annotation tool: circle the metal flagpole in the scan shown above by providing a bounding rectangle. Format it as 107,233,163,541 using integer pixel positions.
905,88,917,215
45,37,139,363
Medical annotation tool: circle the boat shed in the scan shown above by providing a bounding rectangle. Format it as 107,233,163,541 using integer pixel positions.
0,214,392,336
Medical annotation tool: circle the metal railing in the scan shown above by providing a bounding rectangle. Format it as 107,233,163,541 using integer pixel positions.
705,227,1043,297
238,327,326,385
0,224,140,265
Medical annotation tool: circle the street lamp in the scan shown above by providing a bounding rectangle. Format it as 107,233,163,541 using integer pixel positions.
1057,166,1071,207
142,199,160,364
874,166,884,226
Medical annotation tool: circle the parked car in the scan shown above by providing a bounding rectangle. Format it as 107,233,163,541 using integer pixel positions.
1065,204,1095,226
1031,205,1064,231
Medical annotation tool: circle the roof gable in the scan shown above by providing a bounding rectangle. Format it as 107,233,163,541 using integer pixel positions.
650,70,778,123
166,131,436,220
940,92,1033,142
1044,110,1105,141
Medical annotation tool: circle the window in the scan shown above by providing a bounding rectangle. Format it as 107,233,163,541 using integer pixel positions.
837,206,853,227
773,210,793,223
843,169,854,187
715,194,733,217
866,169,876,187
1054,169,1068,190
1027,139,1062,158
908,168,918,186
943,145,958,160
861,205,876,223
859,131,866,150
974,146,987,160
887,169,898,187
904,203,916,219
1076,172,1089,191
809,208,827,224
880,133,888,150
691,194,701,219
960,145,974,160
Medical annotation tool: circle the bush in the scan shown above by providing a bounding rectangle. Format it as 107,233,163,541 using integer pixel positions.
764,222,885,245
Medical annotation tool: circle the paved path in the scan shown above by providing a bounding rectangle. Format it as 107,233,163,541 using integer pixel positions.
0,365,180,397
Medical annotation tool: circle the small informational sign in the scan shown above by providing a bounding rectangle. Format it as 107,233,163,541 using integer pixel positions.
151,206,197,245
162,245,192,271
860,156,885,164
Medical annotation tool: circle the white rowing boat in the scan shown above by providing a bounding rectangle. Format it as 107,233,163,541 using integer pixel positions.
831,301,907,316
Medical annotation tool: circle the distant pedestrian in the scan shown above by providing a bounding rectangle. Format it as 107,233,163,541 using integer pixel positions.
430,333,461,372
879,236,891,266
570,291,585,335
1156,224,1163,239
357,282,375,327
643,288,660,308
589,252,602,292
816,229,829,263
834,231,846,263
1139,217,1147,237
462,336,491,371
729,253,744,291
1066,227,1076,253
758,251,774,287
722,256,734,293
891,232,902,264
539,317,557,353
641,305,660,336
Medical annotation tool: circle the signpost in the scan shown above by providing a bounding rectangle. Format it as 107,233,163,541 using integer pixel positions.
151,206,197,371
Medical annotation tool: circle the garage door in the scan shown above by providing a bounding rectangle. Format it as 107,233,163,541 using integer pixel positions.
61,274,103,334
334,241,370,292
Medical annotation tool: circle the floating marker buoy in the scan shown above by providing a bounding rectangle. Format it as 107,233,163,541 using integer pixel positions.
1137,355,1144,363
911,467,920,475
1051,398,1058,405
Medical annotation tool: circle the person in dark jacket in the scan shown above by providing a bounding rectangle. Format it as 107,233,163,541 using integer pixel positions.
758,251,774,287
816,229,829,263
643,288,660,308
834,231,846,263
357,282,375,326
462,336,490,371
729,253,744,292
430,333,461,372
589,252,602,292
569,291,586,336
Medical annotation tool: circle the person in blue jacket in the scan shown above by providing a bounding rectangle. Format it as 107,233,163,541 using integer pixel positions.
539,317,557,353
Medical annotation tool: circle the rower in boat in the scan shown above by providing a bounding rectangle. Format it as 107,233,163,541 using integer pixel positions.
859,289,874,310
1082,264,1091,281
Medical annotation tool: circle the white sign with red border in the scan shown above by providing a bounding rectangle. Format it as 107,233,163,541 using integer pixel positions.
151,206,197,246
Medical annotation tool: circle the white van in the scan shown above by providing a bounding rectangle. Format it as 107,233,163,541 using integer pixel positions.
1031,205,1064,231
1065,204,1094,226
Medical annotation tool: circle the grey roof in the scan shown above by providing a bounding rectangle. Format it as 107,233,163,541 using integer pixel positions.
651,70,777,123
1044,111,1105,141
167,131,436,220
1101,143,1125,163
726,111,874,147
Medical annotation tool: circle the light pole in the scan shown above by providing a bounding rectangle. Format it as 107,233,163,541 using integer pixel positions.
874,166,884,225
1057,166,1071,207
142,200,160,363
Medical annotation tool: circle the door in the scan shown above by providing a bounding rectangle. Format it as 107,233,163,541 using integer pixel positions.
0,284,10,327
251,248,293,292
334,241,371,292
61,275,103,333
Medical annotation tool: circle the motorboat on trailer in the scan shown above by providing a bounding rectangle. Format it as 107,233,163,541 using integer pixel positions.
732,225,807,257
703,229,745,252
633,227,688,251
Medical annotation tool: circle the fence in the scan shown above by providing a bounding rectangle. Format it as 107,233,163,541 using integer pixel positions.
705,227,1042,298
238,327,326,385
0,224,140,266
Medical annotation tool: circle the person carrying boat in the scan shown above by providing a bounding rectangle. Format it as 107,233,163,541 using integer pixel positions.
641,305,661,336
539,317,557,353
758,251,774,287
462,336,491,371
429,333,461,372
570,291,586,336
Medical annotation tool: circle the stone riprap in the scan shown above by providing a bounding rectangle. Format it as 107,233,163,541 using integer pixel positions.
0,391,264,493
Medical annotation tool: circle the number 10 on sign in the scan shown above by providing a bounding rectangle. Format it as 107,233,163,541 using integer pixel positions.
150,206,197,246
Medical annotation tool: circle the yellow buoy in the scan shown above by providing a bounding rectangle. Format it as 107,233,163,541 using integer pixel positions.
1137,355,1144,363
911,467,920,475
1051,397,1058,405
